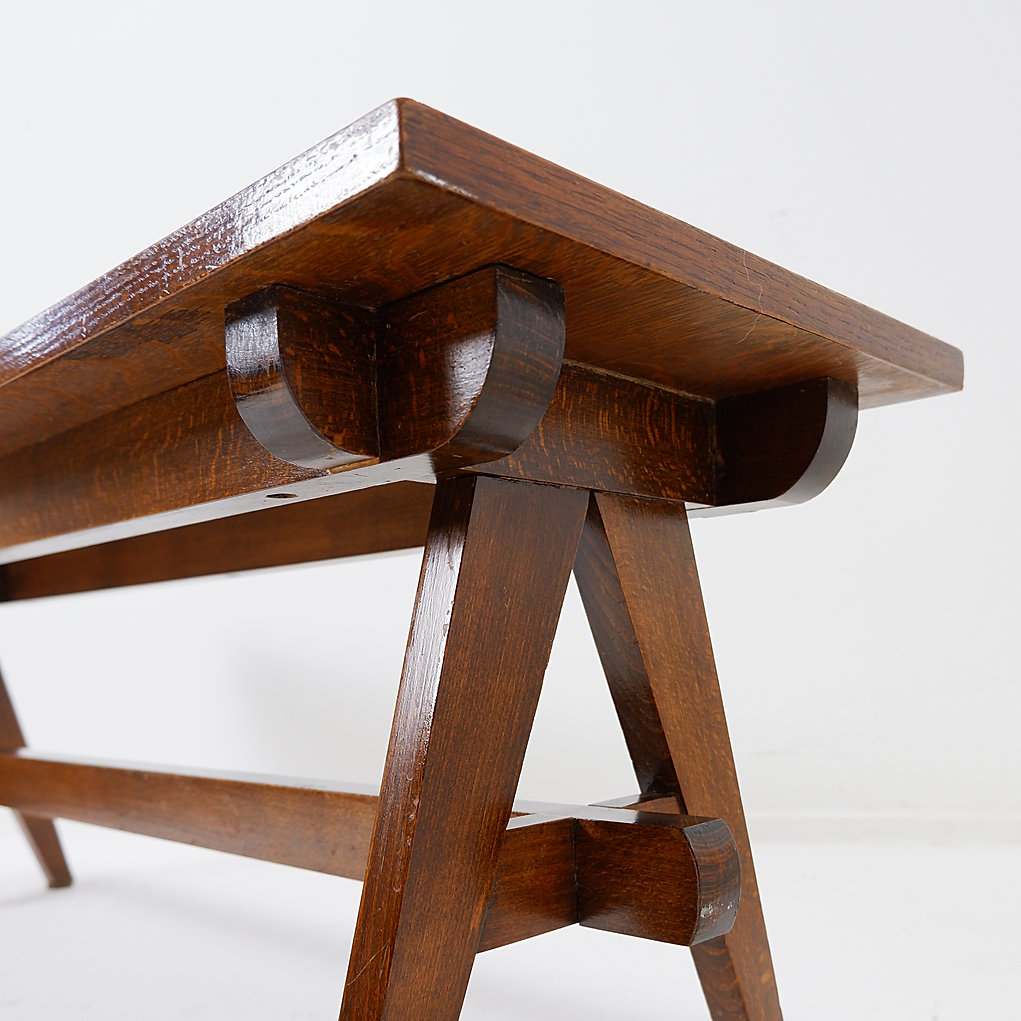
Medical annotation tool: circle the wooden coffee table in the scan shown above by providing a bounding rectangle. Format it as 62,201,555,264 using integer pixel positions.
0,100,963,1020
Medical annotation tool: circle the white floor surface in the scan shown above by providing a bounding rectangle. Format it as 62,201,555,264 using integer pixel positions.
1,817,1017,1019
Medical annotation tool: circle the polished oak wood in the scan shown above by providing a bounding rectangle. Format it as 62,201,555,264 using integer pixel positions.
0,99,963,1021
342,476,587,1021
0,752,378,879
226,286,379,470
0,100,961,472
704,377,858,514
0,669,71,888
0,362,857,564
376,267,565,467
574,492,781,1021
0,752,739,955
1,483,434,600
0,102,959,563
576,812,739,946
479,815,579,952
14,814,71,889
225,266,565,473
0,370,314,564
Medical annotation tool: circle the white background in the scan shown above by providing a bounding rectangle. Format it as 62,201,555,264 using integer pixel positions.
0,2,1018,1019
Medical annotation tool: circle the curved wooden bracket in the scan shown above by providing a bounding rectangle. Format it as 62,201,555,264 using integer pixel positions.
574,812,740,947
225,288,379,470
484,371,858,513
225,266,565,473
696,376,859,516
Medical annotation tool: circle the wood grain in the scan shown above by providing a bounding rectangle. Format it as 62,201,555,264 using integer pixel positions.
1,750,741,955
0,362,853,564
574,492,782,1021
0,752,379,879
483,361,715,502
397,101,961,407
377,266,565,467
0,96,964,1021
0,99,961,465
478,815,578,952
594,793,684,814
226,266,566,473
0,670,71,888
0,755,578,950
1,483,434,600
705,377,858,513
341,476,587,1021
0,369,321,565
226,286,380,470
575,814,739,946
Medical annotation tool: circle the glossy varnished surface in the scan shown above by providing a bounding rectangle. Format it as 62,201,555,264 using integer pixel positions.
0,96,962,1021
224,266,565,473
0,750,740,955
0,99,961,463
575,493,781,1021
343,476,588,1021
0,667,71,888
0,752,380,880
0,357,856,564
0,483,434,600
575,812,739,946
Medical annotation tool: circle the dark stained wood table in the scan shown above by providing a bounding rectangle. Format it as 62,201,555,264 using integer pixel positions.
0,100,963,1020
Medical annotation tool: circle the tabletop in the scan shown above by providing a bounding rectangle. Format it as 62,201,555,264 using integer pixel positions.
0,100,963,567
0,98,962,465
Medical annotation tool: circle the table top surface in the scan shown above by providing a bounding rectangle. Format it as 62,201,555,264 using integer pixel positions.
0,98,962,461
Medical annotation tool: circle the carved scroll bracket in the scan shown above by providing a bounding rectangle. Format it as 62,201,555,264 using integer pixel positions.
697,377,859,515
224,266,858,515
225,266,565,473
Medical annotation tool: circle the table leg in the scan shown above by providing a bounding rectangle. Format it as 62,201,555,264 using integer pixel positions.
339,475,588,1021
0,665,72,888
574,492,782,1021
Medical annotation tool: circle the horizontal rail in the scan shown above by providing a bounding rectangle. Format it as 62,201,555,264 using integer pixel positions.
0,752,576,950
0,359,850,566
0,752,379,878
2,482,433,601
0,752,738,948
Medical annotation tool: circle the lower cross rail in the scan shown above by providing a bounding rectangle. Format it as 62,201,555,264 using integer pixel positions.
0,750,740,951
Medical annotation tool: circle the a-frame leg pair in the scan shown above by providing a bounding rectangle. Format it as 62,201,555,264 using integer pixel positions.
574,492,782,1021
0,668,71,888
342,477,781,1021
